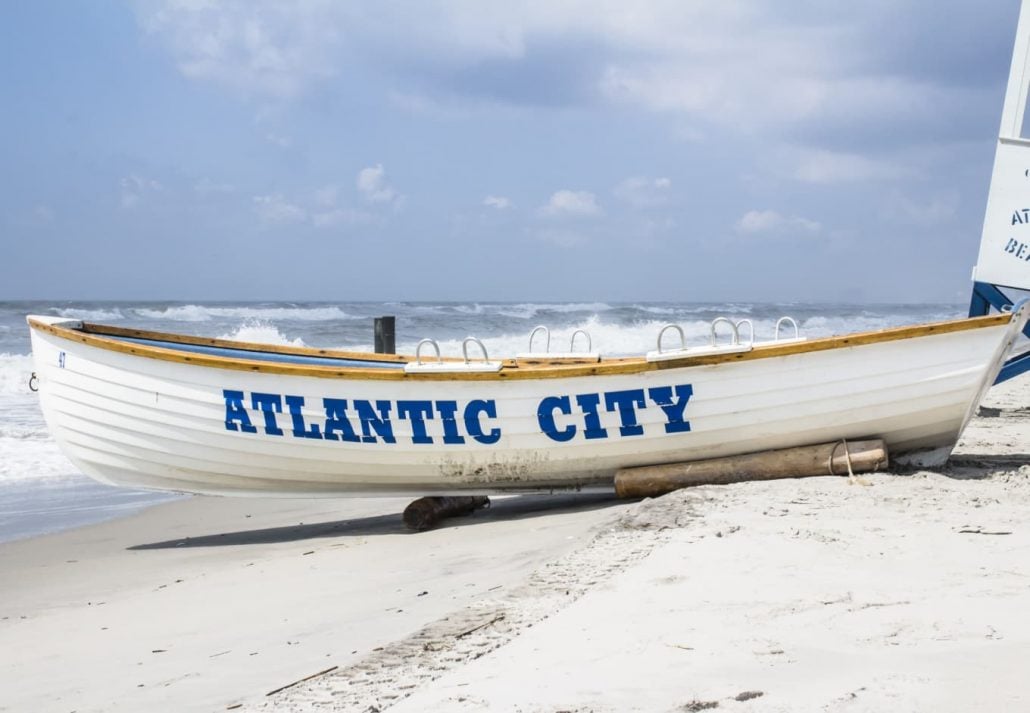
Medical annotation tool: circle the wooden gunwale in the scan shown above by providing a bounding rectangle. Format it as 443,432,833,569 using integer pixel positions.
27,314,1012,382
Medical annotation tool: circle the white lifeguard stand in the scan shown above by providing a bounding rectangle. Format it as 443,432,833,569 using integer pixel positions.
970,0,1030,382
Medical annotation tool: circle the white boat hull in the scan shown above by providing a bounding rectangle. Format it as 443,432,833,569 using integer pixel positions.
27,307,1028,496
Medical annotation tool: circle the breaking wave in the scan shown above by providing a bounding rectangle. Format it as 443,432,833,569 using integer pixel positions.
0,353,34,395
53,308,125,321
216,322,308,347
134,305,355,322
412,302,614,320
397,315,754,358
801,311,959,337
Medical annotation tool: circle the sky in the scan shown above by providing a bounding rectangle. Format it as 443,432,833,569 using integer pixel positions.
0,0,1025,303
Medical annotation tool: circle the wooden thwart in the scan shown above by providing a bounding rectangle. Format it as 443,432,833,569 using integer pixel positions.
614,439,889,498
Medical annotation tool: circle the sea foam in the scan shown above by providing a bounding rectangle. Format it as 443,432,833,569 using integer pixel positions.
0,353,34,395
134,305,355,322
216,322,308,347
54,307,125,321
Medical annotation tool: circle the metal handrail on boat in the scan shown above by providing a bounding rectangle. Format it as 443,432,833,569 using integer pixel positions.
647,318,753,362
775,316,800,341
407,336,502,373
735,319,755,346
570,329,592,353
710,317,741,346
518,325,599,362
414,338,442,366
462,337,491,365
656,323,687,354
528,325,550,353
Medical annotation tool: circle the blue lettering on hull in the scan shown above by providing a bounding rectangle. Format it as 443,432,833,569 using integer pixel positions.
221,383,695,445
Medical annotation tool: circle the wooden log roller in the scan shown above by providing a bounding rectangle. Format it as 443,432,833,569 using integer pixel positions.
614,439,889,499
403,496,491,531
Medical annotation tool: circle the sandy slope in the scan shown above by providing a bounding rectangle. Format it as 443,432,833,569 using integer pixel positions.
0,380,1027,712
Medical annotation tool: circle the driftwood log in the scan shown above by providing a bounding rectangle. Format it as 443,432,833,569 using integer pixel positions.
614,439,888,499
403,496,491,531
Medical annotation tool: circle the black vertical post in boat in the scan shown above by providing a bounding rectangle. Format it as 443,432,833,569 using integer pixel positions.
374,316,396,354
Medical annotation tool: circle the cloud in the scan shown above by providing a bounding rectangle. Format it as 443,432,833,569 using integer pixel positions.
313,184,339,207
883,191,958,227
590,6,1003,144
539,189,602,218
310,182,376,226
136,1,342,99
134,2,1006,151
357,164,400,205
252,193,306,225
736,210,821,236
483,195,512,210
789,148,907,184
252,183,380,229
120,175,163,209
613,176,671,208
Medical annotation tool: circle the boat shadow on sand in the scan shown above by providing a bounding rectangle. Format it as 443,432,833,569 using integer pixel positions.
126,451,1029,551
941,454,1030,480
127,492,622,550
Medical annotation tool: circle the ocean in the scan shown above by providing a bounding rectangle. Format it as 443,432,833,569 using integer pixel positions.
0,299,968,543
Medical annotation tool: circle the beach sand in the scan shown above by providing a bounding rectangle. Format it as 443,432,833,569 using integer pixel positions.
1,379,1028,712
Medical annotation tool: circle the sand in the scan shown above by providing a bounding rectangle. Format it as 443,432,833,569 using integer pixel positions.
1,379,1028,712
